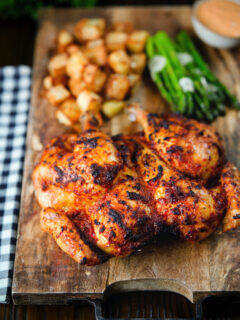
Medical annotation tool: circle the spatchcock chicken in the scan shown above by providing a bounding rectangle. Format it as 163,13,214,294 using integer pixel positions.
32,104,240,265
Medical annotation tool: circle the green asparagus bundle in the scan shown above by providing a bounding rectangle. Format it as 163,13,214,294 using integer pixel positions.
146,30,240,121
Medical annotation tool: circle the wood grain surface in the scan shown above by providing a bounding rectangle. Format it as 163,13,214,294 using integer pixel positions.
12,6,240,305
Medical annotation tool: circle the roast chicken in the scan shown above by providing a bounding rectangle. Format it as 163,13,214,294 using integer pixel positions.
32,104,240,265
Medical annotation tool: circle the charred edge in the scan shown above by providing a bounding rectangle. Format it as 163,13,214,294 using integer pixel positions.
183,215,196,226
109,229,116,239
127,191,144,201
212,142,224,158
41,181,48,191
126,175,134,181
149,165,163,183
67,156,74,168
99,225,106,233
114,142,130,164
131,142,143,163
133,184,141,191
171,206,181,215
166,145,183,155
118,200,126,205
84,129,96,133
79,229,109,263
108,208,129,233
233,214,240,220
90,163,119,185
94,219,100,225
51,137,65,149
165,185,196,204
112,134,123,142
77,137,99,149
54,165,64,183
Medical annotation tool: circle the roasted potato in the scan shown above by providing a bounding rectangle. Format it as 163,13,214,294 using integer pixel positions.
84,39,107,66
105,74,130,100
76,89,102,113
126,31,149,53
83,64,107,92
56,98,82,126
68,78,86,97
66,51,88,80
58,30,74,53
46,85,70,105
130,53,146,74
48,53,68,77
102,100,126,118
43,76,53,90
66,44,81,55
108,50,130,75
43,75,68,90
105,32,128,51
112,21,133,33
74,18,105,42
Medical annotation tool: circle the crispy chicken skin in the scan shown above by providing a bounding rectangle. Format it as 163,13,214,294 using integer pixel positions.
32,118,121,213
129,103,225,183
33,107,240,265
221,162,240,232
88,167,155,256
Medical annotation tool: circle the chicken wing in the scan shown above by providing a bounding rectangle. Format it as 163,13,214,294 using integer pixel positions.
129,103,225,183
221,162,240,232
41,208,105,265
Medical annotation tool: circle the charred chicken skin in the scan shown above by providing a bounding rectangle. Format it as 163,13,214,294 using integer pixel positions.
32,105,240,265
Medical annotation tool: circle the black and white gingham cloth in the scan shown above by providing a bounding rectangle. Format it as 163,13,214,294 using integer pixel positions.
0,66,31,303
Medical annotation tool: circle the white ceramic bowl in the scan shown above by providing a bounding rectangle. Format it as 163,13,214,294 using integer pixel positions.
192,0,240,49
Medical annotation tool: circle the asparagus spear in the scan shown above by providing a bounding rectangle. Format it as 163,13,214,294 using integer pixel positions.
146,37,175,106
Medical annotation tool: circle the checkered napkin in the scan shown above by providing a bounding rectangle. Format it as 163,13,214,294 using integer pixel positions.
0,66,31,303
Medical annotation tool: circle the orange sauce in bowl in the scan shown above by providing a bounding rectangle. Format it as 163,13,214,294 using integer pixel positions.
196,0,240,38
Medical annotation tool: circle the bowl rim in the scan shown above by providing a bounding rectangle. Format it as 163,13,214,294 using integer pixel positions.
192,0,240,40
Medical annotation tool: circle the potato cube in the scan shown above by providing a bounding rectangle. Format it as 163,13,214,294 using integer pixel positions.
76,89,102,113
127,31,149,53
130,53,146,74
48,53,68,77
108,50,130,75
43,75,68,90
74,18,105,42
58,30,74,53
83,64,107,92
66,44,81,55
105,74,130,100
66,51,88,80
128,73,141,87
112,21,133,33
68,78,86,97
105,32,128,51
84,39,107,66
56,98,82,126
47,85,70,105
102,100,126,118
56,110,72,126
43,76,53,90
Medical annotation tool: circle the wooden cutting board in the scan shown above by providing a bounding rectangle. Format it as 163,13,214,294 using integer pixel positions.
12,6,240,305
